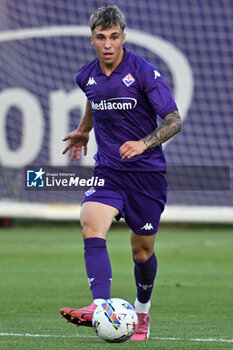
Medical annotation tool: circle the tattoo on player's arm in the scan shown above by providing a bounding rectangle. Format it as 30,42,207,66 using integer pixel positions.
142,110,182,149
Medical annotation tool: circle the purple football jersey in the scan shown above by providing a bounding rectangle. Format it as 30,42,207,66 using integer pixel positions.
76,48,177,171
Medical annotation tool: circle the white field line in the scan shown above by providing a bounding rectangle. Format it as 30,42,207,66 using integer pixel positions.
0,332,233,343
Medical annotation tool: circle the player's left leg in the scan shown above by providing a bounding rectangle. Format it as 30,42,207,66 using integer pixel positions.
130,232,156,340
122,171,166,340
131,232,157,304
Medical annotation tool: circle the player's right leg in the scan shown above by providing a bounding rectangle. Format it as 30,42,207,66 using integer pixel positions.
60,201,119,327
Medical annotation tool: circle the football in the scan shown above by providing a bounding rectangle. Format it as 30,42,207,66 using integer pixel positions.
92,298,138,343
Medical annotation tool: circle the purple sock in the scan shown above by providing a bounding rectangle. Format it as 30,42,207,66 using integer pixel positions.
84,237,112,300
134,253,157,303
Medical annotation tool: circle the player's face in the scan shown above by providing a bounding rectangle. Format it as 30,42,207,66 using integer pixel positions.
90,26,126,72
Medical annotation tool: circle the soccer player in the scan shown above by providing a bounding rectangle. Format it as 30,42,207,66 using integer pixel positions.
60,5,182,340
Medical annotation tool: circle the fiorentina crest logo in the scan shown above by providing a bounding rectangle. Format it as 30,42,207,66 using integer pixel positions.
122,73,135,87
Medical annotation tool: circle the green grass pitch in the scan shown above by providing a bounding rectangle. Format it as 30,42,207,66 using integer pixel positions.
0,221,232,350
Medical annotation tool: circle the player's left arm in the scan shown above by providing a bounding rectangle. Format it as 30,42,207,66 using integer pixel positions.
119,109,182,160
142,109,182,148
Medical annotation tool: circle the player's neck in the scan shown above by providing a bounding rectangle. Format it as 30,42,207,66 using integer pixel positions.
99,48,124,77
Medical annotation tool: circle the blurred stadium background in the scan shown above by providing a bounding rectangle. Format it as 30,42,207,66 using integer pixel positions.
0,0,232,224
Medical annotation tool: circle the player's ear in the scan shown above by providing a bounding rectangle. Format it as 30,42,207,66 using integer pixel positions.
90,35,94,46
122,32,126,44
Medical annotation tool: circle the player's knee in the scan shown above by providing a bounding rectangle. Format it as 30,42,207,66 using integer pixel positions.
81,218,107,239
82,222,99,238
132,246,153,264
131,235,155,263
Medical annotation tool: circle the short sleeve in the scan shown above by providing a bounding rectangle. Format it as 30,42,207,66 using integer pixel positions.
76,71,84,91
142,65,178,118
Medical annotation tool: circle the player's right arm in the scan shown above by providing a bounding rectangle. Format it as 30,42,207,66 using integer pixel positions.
62,99,93,161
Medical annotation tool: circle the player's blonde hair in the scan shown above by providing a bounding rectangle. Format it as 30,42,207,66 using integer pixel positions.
89,5,126,32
